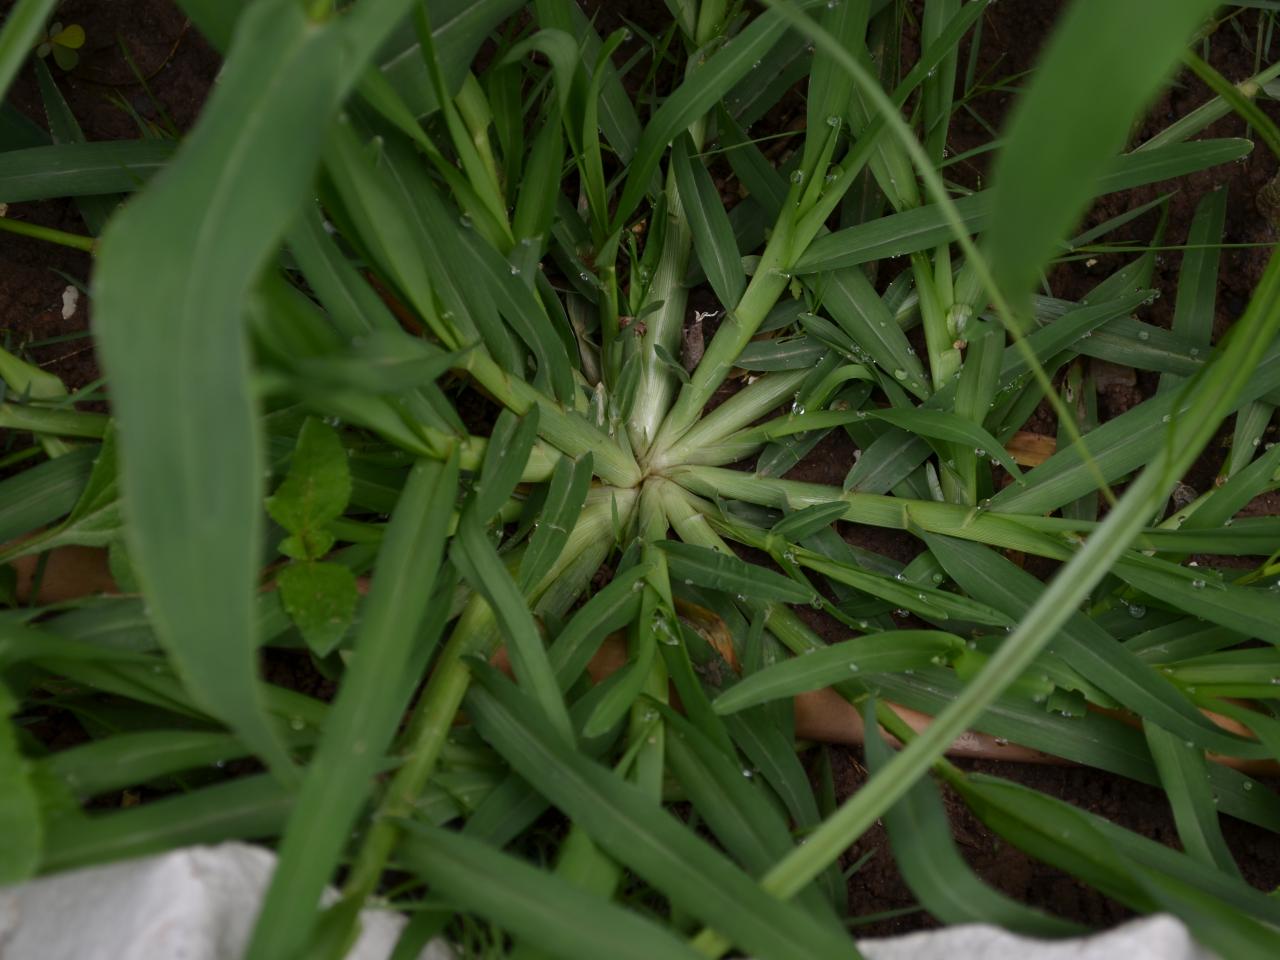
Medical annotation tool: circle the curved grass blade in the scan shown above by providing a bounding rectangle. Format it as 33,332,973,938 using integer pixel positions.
658,540,816,604
810,267,928,397
0,0,59,101
396,822,707,960
865,407,1024,481
862,709,1083,936
1160,186,1226,393
0,141,174,201
612,8,792,230
92,0,421,778
1143,720,1241,878
518,452,593,592
0,681,41,884
39,730,249,798
923,533,1265,757
39,774,293,873
662,706,845,933
795,139,1250,274
465,664,859,960
984,0,1219,306
547,564,649,686
959,774,1280,958
247,455,459,960
714,631,961,715
378,0,526,119
672,134,746,309
0,445,95,543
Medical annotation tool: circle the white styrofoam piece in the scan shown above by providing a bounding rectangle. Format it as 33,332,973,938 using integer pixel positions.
0,843,453,960
0,843,1216,960
857,914,1217,960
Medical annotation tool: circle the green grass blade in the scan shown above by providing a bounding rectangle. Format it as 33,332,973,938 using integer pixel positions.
92,0,421,778
713,631,962,715
658,540,816,604
984,0,1218,307
474,409,540,521
0,680,41,883
672,134,746,309
33,59,117,233
960,774,1280,958
1143,720,1242,878
924,534,1264,756
465,664,859,960
770,502,850,541
662,706,845,931
0,446,95,543
612,8,791,231
863,712,1083,936
1160,186,1226,393
547,564,649,686
796,139,1250,274
396,822,707,960
0,0,58,101
39,730,248,798
518,453,593,592
247,455,459,960
810,267,929,397
172,0,249,51
0,141,174,201
453,510,574,743
377,0,525,120
39,774,293,873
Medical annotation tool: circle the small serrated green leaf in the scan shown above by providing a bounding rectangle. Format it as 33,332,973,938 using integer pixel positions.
266,417,351,556
277,561,358,656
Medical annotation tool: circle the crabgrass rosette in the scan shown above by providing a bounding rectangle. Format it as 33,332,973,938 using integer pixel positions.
3,0,1280,957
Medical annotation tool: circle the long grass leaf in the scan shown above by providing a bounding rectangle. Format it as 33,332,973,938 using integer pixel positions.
863,712,1083,936
92,0,421,778
0,0,59,101
466,664,858,959
0,141,173,202
984,0,1219,304
397,822,706,960
714,632,961,714
247,455,459,960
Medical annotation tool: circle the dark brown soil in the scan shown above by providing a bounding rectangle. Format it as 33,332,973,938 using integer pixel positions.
6,0,1280,941
0,0,218,394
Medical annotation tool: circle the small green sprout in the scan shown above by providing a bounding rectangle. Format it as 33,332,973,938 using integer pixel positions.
36,21,84,72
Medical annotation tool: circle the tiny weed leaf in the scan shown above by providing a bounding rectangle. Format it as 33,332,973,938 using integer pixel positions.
277,561,358,657
267,417,351,558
